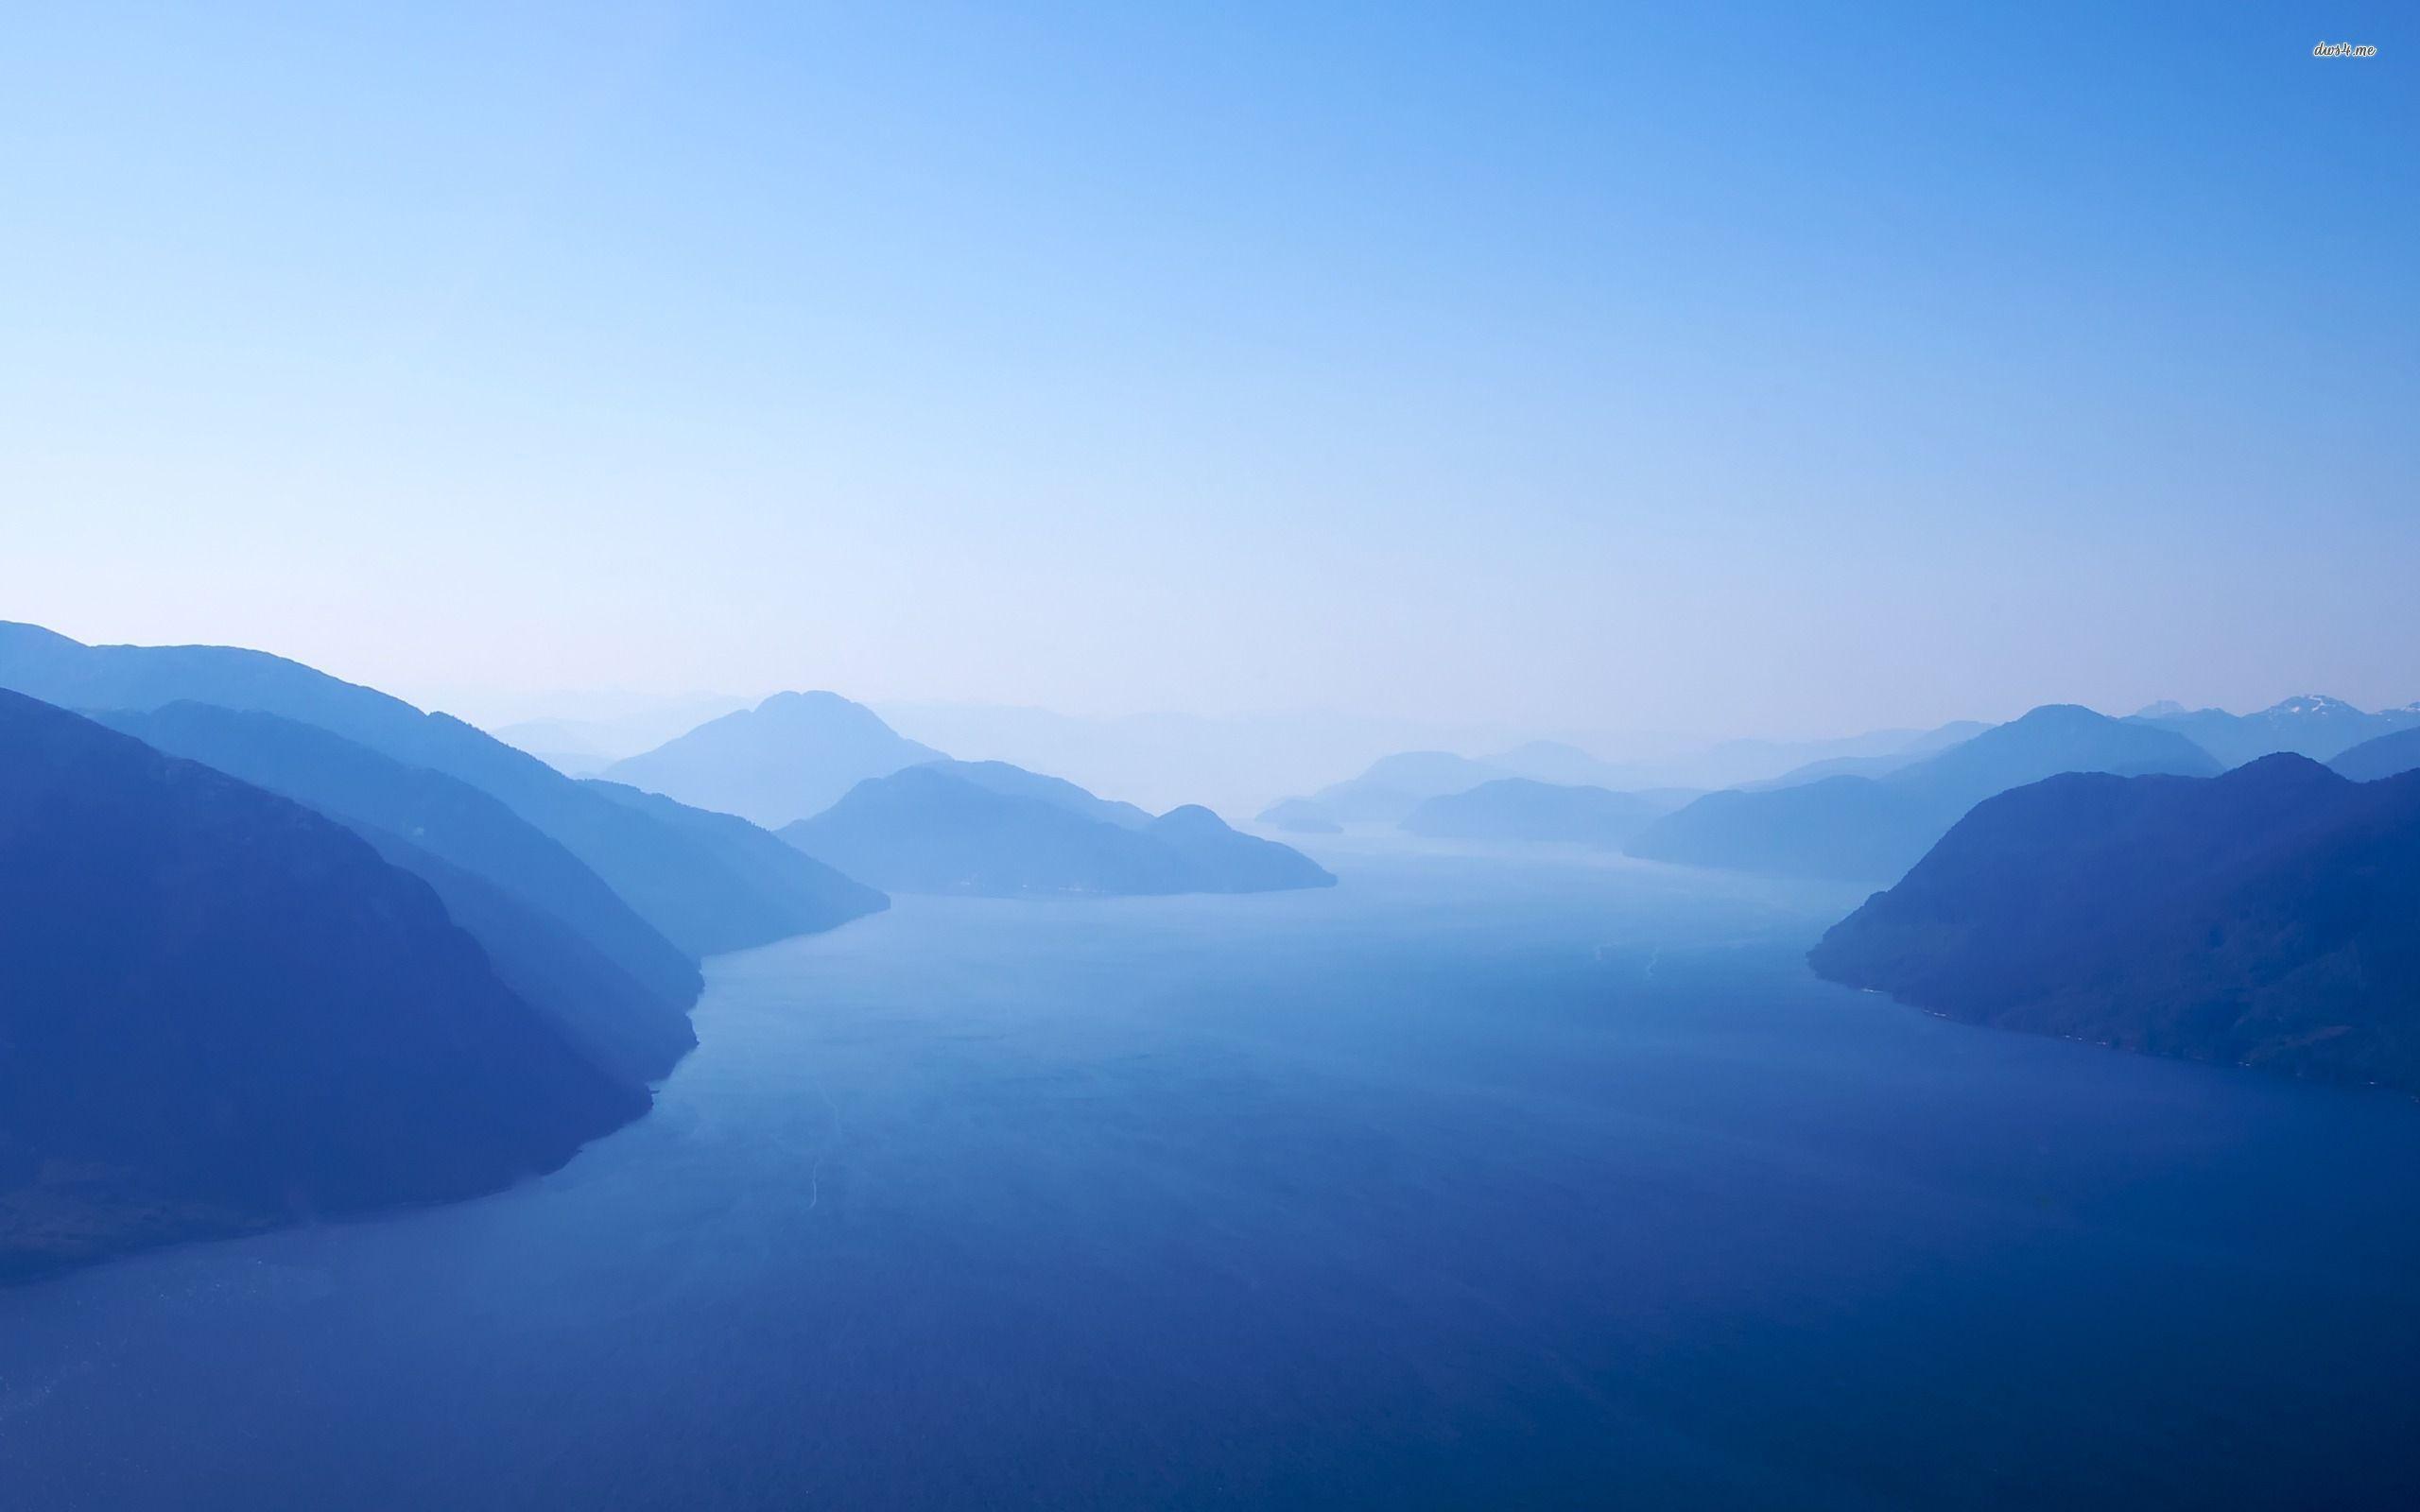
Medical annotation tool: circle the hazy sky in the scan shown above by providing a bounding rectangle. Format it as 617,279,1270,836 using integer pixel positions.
5,3,2413,739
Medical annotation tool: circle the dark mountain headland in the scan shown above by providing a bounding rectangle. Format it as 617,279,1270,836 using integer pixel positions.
1810,755,2420,1092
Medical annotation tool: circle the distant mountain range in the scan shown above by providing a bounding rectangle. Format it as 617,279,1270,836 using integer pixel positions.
603,691,944,828
1401,780,1673,849
0,691,645,1282
490,696,753,776
878,703,2083,818
1625,706,2219,882
873,703,1591,819
1679,722,1993,791
1261,699,2420,853
1257,723,1980,833
1482,740,1638,787
784,761,1334,897
1260,751,1515,830
1738,722,1993,791
2129,695,2420,768
1810,755,2420,1093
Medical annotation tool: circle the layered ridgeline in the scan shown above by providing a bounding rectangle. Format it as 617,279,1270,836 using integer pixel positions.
1737,721,1993,790
1256,724,1981,834
784,761,1335,897
98,703,701,1084
576,690,1332,897
1809,756,2420,1092
1626,706,2219,883
1400,780,1672,849
1326,702,2411,862
1261,751,1513,832
603,691,943,828
2332,727,2420,782
0,623,884,958
0,692,646,1281
2130,695,2420,768
492,696,752,778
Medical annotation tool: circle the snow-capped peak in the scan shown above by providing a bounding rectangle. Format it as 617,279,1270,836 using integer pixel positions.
2261,695,2359,719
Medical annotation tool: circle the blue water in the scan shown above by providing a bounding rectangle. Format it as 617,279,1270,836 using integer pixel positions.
6,845,2420,1508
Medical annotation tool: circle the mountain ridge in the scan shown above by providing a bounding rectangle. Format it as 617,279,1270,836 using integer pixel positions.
1809,755,2420,1092
603,691,942,829
0,690,645,1282
785,764,1335,897
1626,705,2219,882
0,623,882,959
96,702,703,1084
2129,694,2420,766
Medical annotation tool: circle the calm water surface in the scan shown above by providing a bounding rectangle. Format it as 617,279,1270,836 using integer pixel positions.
6,845,2419,1508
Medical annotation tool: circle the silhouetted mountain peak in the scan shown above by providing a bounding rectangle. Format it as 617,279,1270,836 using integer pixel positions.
1997,702,2106,731
1811,759,2420,1093
672,690,930,749
1149,803,1230,836
2133,694,2418,766
1356,750,1506,793
752,689,896,726
602,690,942,828
1896,704,2217,795
2216,750,2346,791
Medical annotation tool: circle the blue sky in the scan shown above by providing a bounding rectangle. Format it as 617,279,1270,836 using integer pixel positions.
4,3,2412,738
